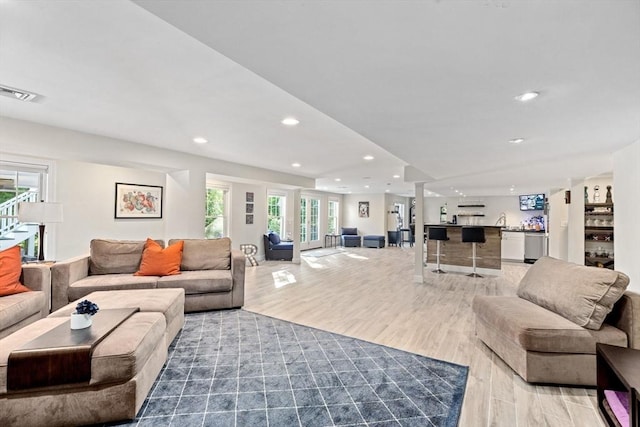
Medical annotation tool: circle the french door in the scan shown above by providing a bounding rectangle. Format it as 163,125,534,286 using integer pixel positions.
300,196,321,250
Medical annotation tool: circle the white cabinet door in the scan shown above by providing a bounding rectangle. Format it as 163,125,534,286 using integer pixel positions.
501,232,525,261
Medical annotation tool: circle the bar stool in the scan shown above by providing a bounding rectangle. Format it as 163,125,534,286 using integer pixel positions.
428,227,449,274
400,228,413,247
461,227,485,278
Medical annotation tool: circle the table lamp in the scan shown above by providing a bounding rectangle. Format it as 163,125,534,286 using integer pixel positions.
17,201,63,261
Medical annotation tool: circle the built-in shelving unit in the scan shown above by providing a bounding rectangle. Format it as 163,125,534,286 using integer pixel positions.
585,203,614,269
457,203,485,217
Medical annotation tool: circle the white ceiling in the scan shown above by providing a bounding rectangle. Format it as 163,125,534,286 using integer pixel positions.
1,0,639,198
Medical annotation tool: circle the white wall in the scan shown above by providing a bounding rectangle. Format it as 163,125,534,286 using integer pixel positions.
56,160,166,259
613,140,640,291
547,188,569,260
422,196,540,227
343,193,386,236
0,116,315,259
229,182,268,254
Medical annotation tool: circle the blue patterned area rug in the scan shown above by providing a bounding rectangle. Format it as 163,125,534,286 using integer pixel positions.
108,310,468,427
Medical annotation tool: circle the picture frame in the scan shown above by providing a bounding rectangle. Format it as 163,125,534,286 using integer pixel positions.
115,182,163,219
246,203,254,213
359,201,369,218
246,214,254,225
246,192,254,203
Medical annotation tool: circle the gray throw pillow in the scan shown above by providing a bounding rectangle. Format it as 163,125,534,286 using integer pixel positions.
517,256,629,330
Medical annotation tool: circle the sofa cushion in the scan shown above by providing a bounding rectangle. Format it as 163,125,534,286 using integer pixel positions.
268,232,281,245
473,296,628,354
135,239,183,277
271,242,293,251
169,238,231,270
517,256,630,330
341,227,357,236
0,292,46,332
90,239,163,275
0,246,30,297
157,270,232,294
68,275,159,301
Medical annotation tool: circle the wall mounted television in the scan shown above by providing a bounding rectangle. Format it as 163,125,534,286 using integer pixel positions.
519,194,545,211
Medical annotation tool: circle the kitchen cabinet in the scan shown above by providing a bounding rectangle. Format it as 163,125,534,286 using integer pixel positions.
501,231,525,261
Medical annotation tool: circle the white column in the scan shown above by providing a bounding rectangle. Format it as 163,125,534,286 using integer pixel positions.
414,182,425,283
613,140,640,292
292,189,301,264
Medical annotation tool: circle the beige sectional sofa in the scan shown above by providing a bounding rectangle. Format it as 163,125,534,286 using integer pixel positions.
0,264,51,339
473,256,638,386
0,288,185,426
51,238,245,313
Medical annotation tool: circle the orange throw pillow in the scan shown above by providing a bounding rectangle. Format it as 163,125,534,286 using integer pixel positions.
0,246,31,296
135,238,183,276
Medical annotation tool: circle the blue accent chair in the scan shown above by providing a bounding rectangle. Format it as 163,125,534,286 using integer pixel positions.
341,227,362,247
264,232,293,261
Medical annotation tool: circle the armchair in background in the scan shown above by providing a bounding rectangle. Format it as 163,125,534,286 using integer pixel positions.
341,227,362,247
263,232,293,261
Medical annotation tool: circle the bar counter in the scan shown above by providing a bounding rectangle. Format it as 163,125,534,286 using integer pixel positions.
424,225,502,271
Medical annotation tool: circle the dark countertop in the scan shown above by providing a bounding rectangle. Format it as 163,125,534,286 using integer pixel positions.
422,224,503,228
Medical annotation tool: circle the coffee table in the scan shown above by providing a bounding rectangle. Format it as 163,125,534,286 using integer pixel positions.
7,308,138,391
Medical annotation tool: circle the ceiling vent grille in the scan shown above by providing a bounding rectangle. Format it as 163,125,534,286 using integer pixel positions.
0,84,39,102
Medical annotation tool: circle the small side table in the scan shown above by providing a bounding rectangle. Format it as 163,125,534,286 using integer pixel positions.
597,343,640,427
324,234,339,248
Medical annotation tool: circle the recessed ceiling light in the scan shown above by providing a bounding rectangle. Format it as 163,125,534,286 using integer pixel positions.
291,162,301,168
514,91,539,102
193,137,208,144
0,84,39,102
385,189,390,193
334,178,341,182
364,185,370,189
363,155,374,160
509,138,525,144
281,117,299,126
393,175,400,179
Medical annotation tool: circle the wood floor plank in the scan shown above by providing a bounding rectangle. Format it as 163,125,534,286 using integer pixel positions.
244,246,604,426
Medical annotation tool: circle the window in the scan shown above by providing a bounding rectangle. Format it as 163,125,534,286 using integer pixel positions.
328,200,339,234
205,186,228,238
300,197,307,243
309,199,319,241
0,161,49,260
267,194,286,236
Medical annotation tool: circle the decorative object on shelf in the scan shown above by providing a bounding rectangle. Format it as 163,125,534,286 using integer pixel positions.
114,182,162,219
565,190,571,204
70,299,99,330
593,185,601,203
606,186,613,204
584,186,589,203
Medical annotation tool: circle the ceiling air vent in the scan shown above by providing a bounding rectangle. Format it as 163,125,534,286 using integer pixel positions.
0,84,39,102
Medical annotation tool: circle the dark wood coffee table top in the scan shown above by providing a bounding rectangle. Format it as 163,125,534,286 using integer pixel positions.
7,308,139,391
597,343,640,391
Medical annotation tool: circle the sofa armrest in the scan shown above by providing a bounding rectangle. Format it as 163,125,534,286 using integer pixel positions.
230,249,245,307
51,255,90,312
21,264,52,315
606,291,640,349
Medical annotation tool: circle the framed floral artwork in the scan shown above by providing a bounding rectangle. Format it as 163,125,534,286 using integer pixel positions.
115,182,163,219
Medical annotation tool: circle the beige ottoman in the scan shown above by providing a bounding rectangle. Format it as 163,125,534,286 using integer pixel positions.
49,288,185,347
0,312,167,426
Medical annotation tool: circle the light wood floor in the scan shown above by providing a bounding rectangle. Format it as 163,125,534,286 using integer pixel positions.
243,246,604,427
